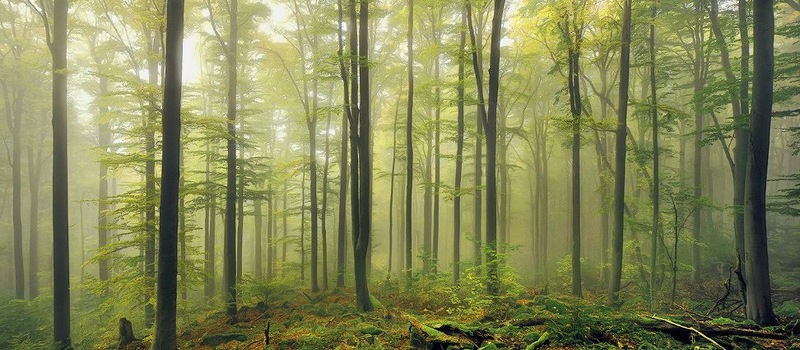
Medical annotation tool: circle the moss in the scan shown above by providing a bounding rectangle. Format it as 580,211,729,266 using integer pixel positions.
199,333,246,346
358,323,384,335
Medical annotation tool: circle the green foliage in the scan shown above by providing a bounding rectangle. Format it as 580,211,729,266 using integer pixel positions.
0,296,51,349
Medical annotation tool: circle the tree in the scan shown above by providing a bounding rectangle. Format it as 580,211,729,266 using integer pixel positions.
45,0,71,347
336,0,350,289
152,0,184,347
405,0,414,287
354,0,373,312
743,0,775,326
453,4,466,285
484,0,506,295
648,0,660,312
223,0,239,320
609,0,632,307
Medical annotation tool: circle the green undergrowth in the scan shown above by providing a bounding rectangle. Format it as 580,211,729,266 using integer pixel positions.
161,278,799,349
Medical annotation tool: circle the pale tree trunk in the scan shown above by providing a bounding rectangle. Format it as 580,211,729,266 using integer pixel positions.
144,25,160,329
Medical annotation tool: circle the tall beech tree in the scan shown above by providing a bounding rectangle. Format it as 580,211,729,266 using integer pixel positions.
609,0,632,307
152,0,184,347
744,0,775,326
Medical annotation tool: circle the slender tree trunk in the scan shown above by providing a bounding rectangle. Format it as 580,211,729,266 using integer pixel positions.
255,199,263,278
282,183,288,267
432,13,442,273
144,27,160,329
405,0,415,287
691,0,705,285
152,0,183,346
3,80,24,299
224,0,239,320
388,103,399,278
744,0,775,325
51,0,71,347
267,188,274,279
649,1,660,311
98,75,111,282
336,0,350,289
237,147,244,282
564,11,583,298
205,144,216,299
179,144,187,303
466,3,486,276
734,0,750,297
609,0,632,307
424,117,432,274
301,168,307,281
453,6,466,285
354,0,373,311
28,143,42,299
321,109,332,290
484,0,506,295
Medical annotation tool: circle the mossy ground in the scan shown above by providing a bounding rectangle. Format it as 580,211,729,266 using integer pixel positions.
120,282,800,350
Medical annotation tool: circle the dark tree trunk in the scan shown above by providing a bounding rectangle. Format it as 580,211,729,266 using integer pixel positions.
735,0,750,296
691,0,706,285
564,11,583,299
267,188,274,279
467,3,485,275
354,0,373,312
336,0,349,289
224,0,239,320
453,6,466,285
609,0,632,307
152,0,184,346
648,2,660,311
51,0,71,347
744,0,775,326
301,168,307,281
432,12,442,273
179,144,187,302
405,0,415,287
484,0,505,295
282,183,288,266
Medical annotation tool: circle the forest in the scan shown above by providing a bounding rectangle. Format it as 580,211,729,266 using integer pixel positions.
0,0,799,348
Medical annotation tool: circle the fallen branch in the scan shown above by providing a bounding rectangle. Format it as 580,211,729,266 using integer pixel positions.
649,315,725,349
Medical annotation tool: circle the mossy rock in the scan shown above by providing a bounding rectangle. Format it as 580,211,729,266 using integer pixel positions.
199,333,247,346
524,331,550,350
359,323,384,335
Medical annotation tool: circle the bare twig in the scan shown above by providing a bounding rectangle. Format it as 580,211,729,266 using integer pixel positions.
649,315,725,350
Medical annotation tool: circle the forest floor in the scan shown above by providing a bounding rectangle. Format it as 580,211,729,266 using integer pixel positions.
117,279,800,350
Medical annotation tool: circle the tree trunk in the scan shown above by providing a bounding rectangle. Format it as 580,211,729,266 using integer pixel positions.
224,0,239,320
405,0,415,287
744,0,775,326
388,103,399,278
144,26,160,329
336,0,350,289
484,0,505,295
564,11,583,299
322,108,332,290
28,140,43,299
354,0,373,312
152,0,183,346
649,1,660,311
255,198,263,278
51,0,71,347
466,2,487,278
205,144,216,299
432,12,442,273
691,0,705,285
3,76,24,299
267,187,275,279
453,6,466,285
98,75,111,282
609,0,632,307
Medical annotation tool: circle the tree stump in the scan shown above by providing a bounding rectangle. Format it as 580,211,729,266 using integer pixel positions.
118,318,136,348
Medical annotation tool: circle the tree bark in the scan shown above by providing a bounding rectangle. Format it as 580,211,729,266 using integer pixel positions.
649,1,660,311
336,0,350,289
609,0,632,307
143,25,160,329
224,0,239,320
152,0,184,346
98,75,111,283
405,0,415,287
744,0,775,326
453,6,466,285
51,0,71,347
